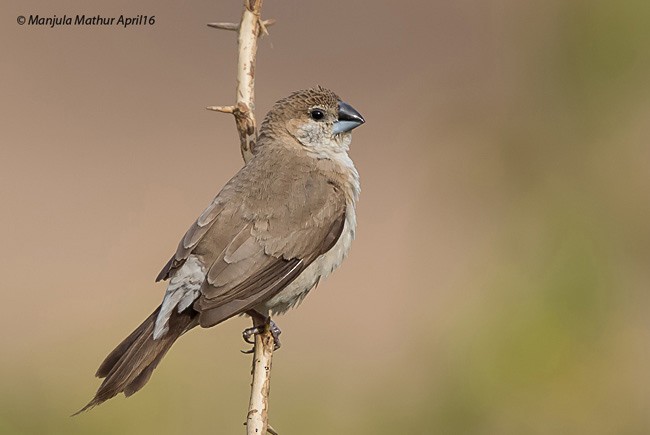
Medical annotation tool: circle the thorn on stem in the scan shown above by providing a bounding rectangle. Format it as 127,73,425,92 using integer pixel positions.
258,18,276,36
206,105,235,114
207,22,239,31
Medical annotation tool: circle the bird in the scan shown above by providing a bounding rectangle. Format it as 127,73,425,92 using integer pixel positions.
76,86,365,413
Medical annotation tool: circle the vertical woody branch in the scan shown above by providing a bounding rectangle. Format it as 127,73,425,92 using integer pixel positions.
247,317,276,435
207,1,276,434
207,0,275,163
233,1,261,162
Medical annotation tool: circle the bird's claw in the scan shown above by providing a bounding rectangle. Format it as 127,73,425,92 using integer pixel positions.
241,319,282,353
242,327,257,345
269,320,282,350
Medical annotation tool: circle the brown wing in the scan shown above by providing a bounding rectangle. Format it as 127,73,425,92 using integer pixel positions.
155,194,227,282
194,204,346,327
155,151,347,328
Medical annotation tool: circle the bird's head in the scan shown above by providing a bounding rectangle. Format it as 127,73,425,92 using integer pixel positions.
260,86,365,154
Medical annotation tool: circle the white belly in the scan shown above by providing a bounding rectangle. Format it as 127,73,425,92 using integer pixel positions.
259,203,357,315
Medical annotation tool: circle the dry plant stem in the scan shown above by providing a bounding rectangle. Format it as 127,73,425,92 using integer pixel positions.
246,320,275,435
233,0,264,162
207,3,272,162
207,0,268,163
208,1,275,433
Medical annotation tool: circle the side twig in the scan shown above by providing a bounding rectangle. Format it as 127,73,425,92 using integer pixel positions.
208,1,275,434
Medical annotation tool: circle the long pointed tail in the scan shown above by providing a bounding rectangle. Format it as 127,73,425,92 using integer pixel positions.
75,306,198,414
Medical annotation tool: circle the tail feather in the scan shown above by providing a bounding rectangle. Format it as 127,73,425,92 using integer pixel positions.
74,305,197,415
95,308,160,378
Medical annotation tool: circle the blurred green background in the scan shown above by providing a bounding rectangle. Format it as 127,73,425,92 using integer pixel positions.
1,0,649,434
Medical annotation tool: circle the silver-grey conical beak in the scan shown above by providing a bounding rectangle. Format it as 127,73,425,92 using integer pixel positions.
333,101,365,134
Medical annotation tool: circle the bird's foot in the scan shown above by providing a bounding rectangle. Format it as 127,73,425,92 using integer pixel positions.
241,319,281,353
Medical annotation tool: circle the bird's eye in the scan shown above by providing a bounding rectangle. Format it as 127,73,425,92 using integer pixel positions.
310,109,325,121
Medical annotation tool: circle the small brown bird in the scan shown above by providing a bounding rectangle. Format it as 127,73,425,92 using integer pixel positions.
77,87,364,413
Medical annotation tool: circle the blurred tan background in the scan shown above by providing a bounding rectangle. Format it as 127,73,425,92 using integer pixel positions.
2,0,649,433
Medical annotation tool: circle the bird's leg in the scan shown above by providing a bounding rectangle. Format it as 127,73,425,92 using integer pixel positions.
242,310,282,353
